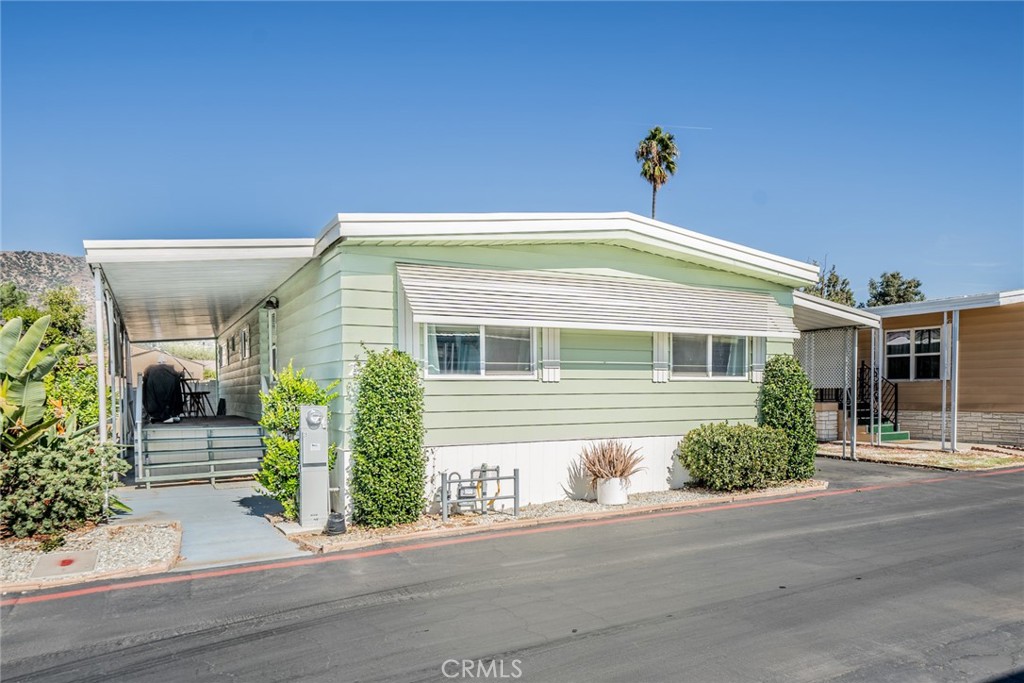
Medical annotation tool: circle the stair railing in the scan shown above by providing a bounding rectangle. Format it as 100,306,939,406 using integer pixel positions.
857,362,898,431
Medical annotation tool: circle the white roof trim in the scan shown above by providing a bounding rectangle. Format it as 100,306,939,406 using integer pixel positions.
318,212,818,288
793,291,881,330
868,289,1024,317
83,239,315,341
84,238,315,264
397,263,800,339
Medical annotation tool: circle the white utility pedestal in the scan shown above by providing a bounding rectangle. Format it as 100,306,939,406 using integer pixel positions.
298,405,330,531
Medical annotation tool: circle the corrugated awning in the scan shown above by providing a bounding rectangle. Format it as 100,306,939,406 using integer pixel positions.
396,263,799,338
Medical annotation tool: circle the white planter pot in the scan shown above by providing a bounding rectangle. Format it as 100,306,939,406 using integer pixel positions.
596,477,629,506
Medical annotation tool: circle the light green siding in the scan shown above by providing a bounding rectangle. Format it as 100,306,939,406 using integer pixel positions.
331,243,795,449
270,249,345,447
217,311,262,420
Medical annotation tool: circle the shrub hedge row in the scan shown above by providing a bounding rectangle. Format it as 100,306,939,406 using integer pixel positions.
679,422,790,491
758,355,817,480
350,348,426,528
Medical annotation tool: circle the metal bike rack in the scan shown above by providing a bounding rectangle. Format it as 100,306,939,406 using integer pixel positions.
439,466,520,522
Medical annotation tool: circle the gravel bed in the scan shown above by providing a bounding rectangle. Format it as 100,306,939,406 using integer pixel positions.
296,481,823,552
1,523,180,587
818,442,1024,470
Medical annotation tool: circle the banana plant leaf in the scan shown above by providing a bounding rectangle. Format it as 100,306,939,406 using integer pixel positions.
0,318,23,373
4,315,51,378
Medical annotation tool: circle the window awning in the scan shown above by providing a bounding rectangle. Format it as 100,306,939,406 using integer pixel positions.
396,263,800,338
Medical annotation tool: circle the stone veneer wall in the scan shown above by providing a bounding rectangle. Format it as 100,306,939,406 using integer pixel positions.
815,402,839,442
898,410,1024,446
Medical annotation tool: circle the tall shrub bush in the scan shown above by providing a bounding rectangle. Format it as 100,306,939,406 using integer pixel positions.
679,422,789,491
255,363,339,521
1,429,127,538
350,348,425,528
0,316,128,539
759,355,816,480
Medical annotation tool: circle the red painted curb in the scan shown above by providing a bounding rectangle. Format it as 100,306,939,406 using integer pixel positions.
3,466,1022,607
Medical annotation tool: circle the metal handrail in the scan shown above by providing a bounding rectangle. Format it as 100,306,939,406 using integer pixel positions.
856,362,899,430
134,374,143,483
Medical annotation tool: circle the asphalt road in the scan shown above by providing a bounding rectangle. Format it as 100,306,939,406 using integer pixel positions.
2,459,1022,683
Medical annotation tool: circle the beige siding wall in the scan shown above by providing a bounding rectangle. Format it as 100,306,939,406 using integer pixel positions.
859,303,1024,413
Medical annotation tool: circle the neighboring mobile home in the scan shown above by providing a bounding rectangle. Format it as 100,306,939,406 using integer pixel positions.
85,213,875,509
861,290,1024,448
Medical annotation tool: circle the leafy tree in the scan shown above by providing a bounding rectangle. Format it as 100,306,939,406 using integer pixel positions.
802,260,856,307
867,271,925,307
41,286,93,355
0,282,28,314
1,304,42,327
1,287,93,354
635,126,679,219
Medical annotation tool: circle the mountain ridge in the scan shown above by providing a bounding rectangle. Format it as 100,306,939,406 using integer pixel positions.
0,250,94,320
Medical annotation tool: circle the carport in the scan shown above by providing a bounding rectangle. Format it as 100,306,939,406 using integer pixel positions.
84,238,315,483
792,292,883,460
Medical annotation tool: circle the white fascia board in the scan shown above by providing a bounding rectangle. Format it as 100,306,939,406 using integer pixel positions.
84,238,315,264
868,289,1024,317
793,291,881,329
316,212,818,287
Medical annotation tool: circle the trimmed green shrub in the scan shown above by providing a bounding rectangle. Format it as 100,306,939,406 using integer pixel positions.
350,348,425,528
255,363,339,521
679,422,790,491
758,354,816,480
0,430,127,538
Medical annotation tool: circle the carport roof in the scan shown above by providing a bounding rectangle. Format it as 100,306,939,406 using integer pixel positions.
84,239,315,341
793,291,881,331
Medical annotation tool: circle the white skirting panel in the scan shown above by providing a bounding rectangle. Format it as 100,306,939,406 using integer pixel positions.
425,435,691,510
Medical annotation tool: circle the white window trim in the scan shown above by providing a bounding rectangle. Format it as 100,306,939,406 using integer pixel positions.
267,310,278,376
669,333,751,382
750,336,767,383
240,325,251,361
885,325,942,382
541,328,560,382
422,323,538,380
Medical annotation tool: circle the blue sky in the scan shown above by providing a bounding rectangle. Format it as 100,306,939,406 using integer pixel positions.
2,1,1021,301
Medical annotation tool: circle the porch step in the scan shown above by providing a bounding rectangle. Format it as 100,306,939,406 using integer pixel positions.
879,430,911,442
138,420,265,487
869,423,896,434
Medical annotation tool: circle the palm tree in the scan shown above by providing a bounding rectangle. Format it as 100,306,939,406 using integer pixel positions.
635,127,679,219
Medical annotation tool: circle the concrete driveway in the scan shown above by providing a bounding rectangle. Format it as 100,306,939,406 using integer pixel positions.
114,481,309,570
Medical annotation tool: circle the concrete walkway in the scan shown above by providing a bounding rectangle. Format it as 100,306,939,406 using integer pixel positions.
114,482,309,571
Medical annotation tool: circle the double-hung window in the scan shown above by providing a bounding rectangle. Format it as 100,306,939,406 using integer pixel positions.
886,327,940,380
425,324,535,378
670,334,748,379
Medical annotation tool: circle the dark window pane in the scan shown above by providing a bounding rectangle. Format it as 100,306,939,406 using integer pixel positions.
915,355,940,380
711,336,747,377
915,328,941,354
886,330,911,356
887,356,910,380
484,326,533,375
672,334,707,376
428,325,480,375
